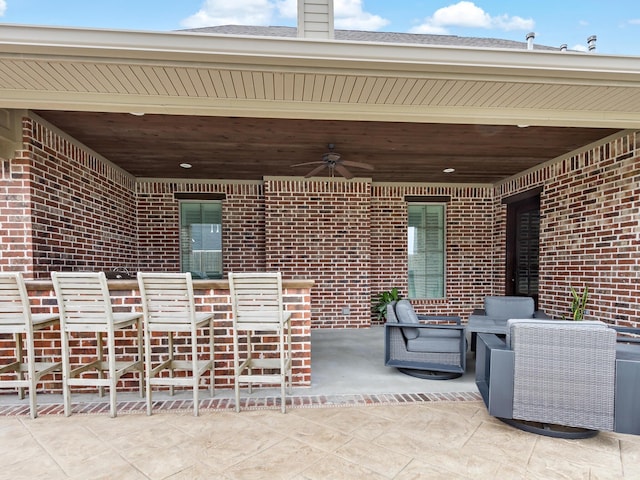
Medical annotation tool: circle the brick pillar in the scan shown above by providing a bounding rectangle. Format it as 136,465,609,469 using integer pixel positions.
264,177,371,328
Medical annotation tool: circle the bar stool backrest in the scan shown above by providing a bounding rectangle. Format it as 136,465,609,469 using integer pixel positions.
0,273,32,333
228,272,284,329
137,272,196,332
51,272,114,333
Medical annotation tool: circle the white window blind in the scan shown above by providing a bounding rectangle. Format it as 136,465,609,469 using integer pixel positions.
408,204,445,299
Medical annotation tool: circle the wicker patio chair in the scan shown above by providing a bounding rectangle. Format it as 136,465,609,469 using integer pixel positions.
476,319,617,438
384,300,466,379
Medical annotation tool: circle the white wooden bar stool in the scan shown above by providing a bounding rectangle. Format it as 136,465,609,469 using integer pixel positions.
51,271,144,417
0,272,61,419
228,272,292,413
137,272,214,416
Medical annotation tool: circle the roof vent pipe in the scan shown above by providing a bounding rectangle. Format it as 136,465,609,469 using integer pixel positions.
526,32,535,50
298,0,335,39
587,35,597,52
560,44,567,52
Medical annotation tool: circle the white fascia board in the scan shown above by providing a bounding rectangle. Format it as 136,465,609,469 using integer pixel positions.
3,91,640,129
1,24,640,84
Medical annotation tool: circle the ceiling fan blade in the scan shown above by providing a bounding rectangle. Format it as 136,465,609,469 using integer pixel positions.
335,164,354,179
291,161,324,167
305,164,328,177
341,160,374,170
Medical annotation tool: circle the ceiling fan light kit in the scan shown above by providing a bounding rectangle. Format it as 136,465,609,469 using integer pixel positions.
291,144,374,179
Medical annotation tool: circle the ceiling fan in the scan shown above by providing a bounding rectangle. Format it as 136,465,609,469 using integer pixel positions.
291,144,374,179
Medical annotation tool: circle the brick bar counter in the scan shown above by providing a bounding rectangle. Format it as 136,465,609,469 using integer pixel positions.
4,278,313,394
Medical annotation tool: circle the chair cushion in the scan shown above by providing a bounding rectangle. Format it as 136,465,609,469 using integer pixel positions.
394,300,420,339
484,296,534,320
406,336,460,353
386,301,398,323
417,328,461,339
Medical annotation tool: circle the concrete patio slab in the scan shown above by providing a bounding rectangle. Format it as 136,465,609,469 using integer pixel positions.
1,327,638,478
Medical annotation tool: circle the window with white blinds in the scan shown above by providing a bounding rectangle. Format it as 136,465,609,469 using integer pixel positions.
407,203,445,299
180,202,222,279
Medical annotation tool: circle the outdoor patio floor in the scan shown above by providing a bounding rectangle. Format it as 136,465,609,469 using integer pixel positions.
1,327,639,479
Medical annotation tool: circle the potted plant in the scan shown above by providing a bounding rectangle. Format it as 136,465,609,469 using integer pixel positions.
568,286,589,321
373,287,402,321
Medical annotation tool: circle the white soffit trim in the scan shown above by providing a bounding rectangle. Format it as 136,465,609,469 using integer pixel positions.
1,24,640,128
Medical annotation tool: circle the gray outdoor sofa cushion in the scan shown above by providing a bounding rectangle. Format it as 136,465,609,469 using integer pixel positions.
467,296,550,349
393,299,420,339
395,300,461,340
484,296,535,319
406,336,460,353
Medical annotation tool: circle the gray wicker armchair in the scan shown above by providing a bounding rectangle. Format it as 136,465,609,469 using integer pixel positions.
476,319,618,438
384,300,466,379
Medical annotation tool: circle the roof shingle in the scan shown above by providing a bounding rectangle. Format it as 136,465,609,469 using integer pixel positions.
182,25,561,51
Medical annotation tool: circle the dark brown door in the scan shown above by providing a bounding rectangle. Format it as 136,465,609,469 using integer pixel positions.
506,193,540,306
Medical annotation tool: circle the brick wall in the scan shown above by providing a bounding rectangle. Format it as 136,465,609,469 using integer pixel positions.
0,146,33,274
128,177,500,328
497,131,640,326
3,115,639,332
21,117,138,278
136,181,266,274
370,184,496,322
265,178,371,328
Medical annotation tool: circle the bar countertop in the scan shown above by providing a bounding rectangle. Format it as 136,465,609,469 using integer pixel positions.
25,277,315,291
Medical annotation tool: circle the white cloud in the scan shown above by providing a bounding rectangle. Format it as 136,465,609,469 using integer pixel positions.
182,0,389,31
334,0,389,30
0,0,6,17
275,0,296,18
629,19,640,25
181,0,276,28
492,14,534,31
409,1,534,35
572,43,588,52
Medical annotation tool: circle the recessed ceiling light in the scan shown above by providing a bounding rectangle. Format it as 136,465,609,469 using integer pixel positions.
443,168,455,173
517,124,530,128
180,163,192,169
129,112,145,116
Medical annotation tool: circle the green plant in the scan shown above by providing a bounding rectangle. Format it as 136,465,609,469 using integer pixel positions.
373,287,403,321
568,286,589,321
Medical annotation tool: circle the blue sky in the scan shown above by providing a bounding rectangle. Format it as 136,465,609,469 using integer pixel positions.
1,0,639,55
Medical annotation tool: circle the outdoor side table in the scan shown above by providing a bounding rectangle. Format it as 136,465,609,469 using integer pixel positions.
466,316,509,351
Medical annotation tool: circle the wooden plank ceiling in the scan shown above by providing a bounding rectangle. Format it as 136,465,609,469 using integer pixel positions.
35,110,619,183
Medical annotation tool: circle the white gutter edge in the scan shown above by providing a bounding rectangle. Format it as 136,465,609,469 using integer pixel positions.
1,23,640,80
